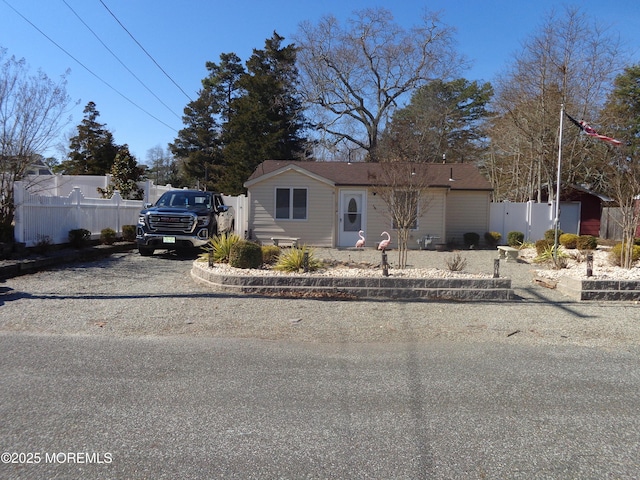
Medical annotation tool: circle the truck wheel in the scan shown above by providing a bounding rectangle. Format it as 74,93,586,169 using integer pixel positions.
139,247,154,256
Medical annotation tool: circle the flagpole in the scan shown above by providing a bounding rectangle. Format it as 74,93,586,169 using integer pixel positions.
553,103,565,262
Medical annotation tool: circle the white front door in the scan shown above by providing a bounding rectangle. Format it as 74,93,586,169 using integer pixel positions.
338,190,366,247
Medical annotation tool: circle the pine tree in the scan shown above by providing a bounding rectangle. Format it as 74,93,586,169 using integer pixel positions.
169,89,223,190
58,102,119,175
97,145,144,199
203,53,245,124
220,32,309,194
381,79,493,163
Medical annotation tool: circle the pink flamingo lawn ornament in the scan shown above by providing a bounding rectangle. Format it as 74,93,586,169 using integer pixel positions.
378,231,391,251
355,230,366,248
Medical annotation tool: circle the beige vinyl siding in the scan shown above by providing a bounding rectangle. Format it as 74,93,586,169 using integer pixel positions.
445,191,490,245
415,189,446,246
365,188,446,249
248,170,335,246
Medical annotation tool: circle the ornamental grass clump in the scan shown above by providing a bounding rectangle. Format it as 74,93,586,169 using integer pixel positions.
274,245,323,273
445,252,467,272
533,244,569,268
203,233,241,263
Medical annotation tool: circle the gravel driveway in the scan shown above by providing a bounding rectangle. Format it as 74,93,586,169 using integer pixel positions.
1,248,639,349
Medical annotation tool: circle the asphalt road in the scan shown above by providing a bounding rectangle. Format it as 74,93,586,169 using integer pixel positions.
1,251,639,479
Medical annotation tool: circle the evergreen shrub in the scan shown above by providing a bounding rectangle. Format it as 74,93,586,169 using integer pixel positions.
559,233,579,249
68,228,91,249
463,232,480,249
229,240,263,269
261,245,281,265
507,231,524,247
544,229,562,242
576,235,598,250
484,231,501,247
100,228,116,245
609,243,640,267
122,225,136,242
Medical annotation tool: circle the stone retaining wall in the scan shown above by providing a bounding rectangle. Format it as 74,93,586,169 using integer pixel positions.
191,262,514,301
557,276,640,301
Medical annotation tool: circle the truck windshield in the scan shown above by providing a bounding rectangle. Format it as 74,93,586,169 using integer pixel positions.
156,192,211,208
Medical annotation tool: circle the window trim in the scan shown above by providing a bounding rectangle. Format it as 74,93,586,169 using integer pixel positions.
274,187,308,221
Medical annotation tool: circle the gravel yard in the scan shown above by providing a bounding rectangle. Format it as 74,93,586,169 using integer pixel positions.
1,247,639,350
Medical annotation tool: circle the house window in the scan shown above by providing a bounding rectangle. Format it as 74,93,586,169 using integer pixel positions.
392,190,418,230
275,188,307,220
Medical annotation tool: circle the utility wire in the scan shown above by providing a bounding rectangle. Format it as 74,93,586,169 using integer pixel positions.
63,0,181,121
1,0,178,133
99,0,194,103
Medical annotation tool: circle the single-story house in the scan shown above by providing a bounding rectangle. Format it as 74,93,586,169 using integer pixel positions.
244,160,493,249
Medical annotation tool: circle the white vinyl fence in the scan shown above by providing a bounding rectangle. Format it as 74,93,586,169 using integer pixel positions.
13,178,248,247
14,182,143,247
23,175,172,204
489,200,581,243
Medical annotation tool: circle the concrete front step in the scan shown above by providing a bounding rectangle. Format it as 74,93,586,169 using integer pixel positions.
191,262,514,301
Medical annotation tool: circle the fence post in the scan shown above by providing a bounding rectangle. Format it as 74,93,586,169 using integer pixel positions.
70,187,83,233
113,190,122,234
13,181,25,243
143,180,151,205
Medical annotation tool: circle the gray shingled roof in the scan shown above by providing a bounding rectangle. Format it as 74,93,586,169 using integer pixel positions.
246,160,493,191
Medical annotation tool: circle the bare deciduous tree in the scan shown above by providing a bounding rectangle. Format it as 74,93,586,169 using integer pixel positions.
0,49,73,241
599,64,640,268
487,6,624,202
372,162,432,268
296,7,462,161
602,152,640,268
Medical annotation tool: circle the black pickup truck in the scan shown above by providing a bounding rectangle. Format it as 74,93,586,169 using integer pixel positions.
136,190,234,256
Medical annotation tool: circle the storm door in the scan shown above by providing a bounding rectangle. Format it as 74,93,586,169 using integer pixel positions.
338,190,366,247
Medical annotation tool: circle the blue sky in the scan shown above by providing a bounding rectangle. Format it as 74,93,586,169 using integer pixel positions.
2,0,640,164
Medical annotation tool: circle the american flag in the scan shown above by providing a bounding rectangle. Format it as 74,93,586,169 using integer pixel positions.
565,112,622,146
